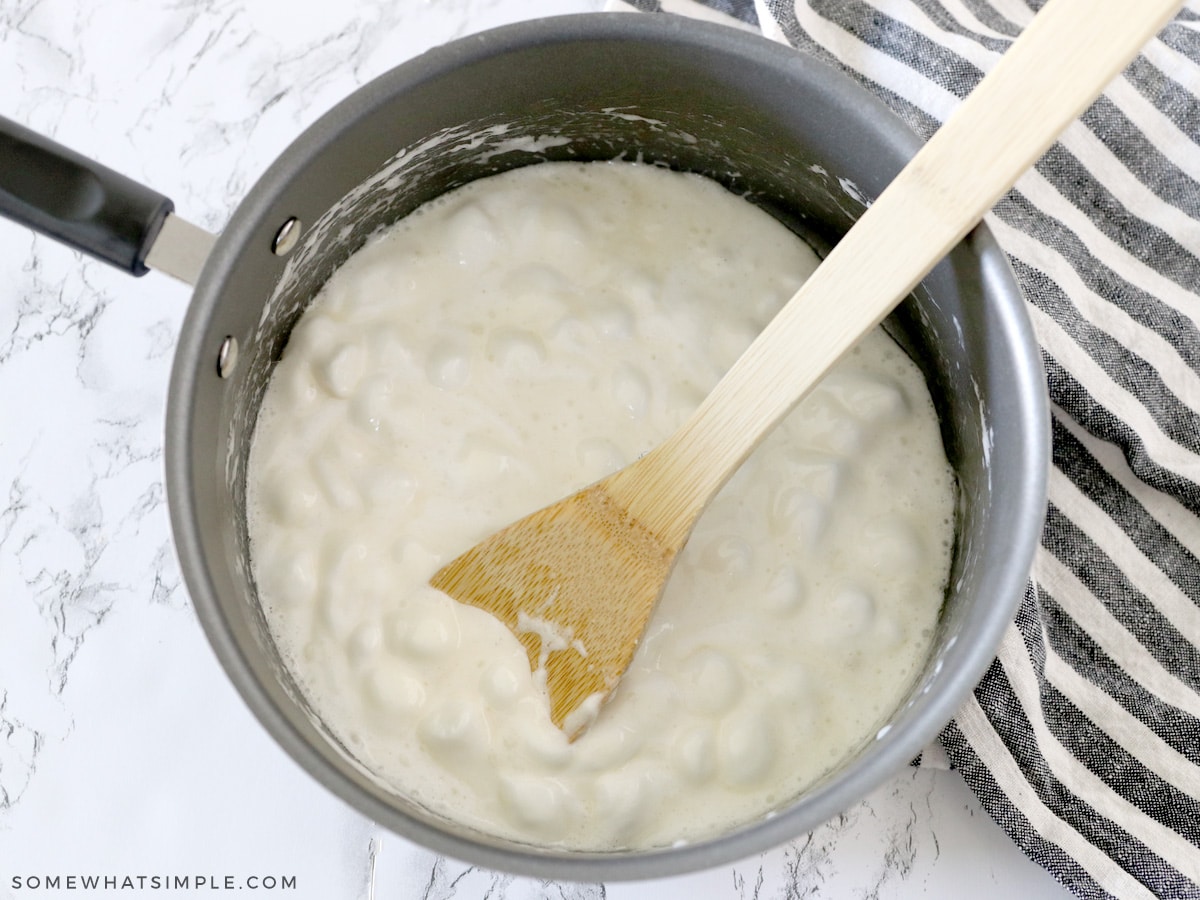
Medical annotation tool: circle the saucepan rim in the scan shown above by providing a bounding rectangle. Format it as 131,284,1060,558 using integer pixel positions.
165,12,1049,880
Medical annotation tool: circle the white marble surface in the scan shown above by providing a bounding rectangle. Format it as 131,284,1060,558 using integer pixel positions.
0,1,1078,897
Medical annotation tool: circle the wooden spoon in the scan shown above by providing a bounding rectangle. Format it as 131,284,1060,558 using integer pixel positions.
431,0,1182,738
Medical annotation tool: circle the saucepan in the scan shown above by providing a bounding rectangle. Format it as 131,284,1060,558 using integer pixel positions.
0,13,1048,880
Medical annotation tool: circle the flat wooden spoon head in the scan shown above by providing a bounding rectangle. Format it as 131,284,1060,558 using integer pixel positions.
429,479,679,738
432,0,1182,738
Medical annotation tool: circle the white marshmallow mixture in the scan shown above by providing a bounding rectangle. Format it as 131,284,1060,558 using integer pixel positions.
247,161,956,850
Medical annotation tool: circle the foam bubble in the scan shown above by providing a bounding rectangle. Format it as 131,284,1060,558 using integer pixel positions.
321,342,366,398
487,328,546,370
682,649,743,715
719,710,775,786
498,774,565,831
426,341,472,389
365,663,426,718
673,727,717,784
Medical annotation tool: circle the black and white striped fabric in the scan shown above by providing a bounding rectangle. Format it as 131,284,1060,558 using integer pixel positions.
617,0,1200,896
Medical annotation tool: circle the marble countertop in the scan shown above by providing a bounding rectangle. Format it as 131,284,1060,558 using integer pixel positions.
0,1,1077,897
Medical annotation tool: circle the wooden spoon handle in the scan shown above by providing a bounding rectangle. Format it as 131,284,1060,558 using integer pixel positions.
610,0,1182,547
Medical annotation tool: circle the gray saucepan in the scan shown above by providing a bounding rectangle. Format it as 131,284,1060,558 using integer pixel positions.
0,13,1048,881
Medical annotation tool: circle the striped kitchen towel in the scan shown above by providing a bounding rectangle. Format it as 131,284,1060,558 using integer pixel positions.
614,0,1200,897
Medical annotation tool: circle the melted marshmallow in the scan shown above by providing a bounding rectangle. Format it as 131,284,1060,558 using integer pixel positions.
247,161,956,850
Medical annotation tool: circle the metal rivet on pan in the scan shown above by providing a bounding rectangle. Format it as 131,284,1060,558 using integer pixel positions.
272,216,301,256
218,336,239,379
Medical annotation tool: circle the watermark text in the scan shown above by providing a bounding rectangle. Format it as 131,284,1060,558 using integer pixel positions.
11,874,297,892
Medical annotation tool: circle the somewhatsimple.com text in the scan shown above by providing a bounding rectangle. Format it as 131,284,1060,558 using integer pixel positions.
11,874,297,891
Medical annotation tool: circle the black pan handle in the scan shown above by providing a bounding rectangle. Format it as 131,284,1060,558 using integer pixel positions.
0,115,174,276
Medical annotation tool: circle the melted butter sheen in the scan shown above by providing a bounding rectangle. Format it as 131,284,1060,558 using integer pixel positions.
247,161,956,850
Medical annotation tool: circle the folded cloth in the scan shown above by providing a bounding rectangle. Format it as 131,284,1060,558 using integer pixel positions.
613,1,1200,897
